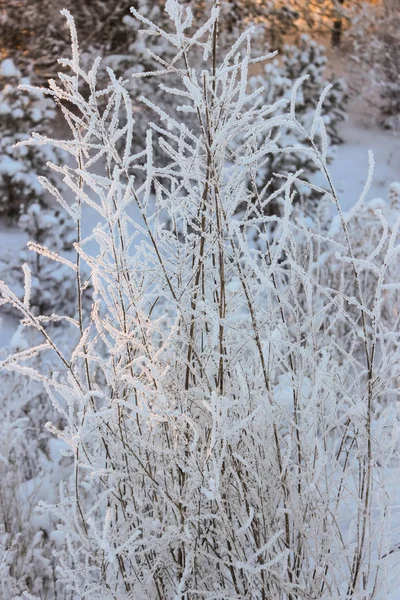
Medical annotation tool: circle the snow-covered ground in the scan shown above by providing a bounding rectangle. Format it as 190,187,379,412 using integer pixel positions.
314,117,400,211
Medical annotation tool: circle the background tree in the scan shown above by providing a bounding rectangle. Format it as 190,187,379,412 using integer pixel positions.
248,34,348,215
0,57,60,219
349,0,400,128
0,202,84,317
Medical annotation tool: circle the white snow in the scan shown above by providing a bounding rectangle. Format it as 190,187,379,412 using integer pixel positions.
0,224,27,347
0,313,19,349
312,118,400,211
0,58,21,78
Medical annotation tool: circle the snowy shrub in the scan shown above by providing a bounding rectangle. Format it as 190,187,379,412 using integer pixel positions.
248,34,348,215
0,58,61,219
0,353,70,599
95,1,178,163
0,3,399,599
321,181,400,329
191,0,299,49
281,35,348,144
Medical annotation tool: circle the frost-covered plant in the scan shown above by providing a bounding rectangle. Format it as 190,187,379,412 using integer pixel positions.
282,35,348,144
0,3,399,599
0,353,70,599
190,0,299,49
0,202,82,317
321,181,400,329
0,58,61,219
96,0,178,162
248,34,348,215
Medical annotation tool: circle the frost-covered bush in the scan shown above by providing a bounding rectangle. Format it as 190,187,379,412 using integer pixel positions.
0,4,399,599
0,58,61,219
321,181,400,328
0,349,70,599
282,35,348,144
190,0,299,49
248,34,348,214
